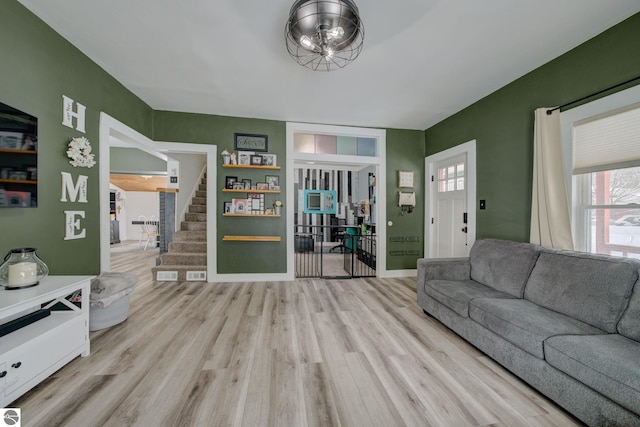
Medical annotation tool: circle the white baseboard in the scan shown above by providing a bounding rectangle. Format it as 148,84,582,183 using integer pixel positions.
382,269,417,278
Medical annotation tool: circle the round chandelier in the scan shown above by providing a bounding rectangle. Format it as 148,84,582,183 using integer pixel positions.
285,0,365,71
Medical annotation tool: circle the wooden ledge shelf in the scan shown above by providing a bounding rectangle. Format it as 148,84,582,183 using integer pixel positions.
222,164,281,170
0,148,37,155
222,188,280,193
0,179,37,185
223,235,281,242
223,214,280,217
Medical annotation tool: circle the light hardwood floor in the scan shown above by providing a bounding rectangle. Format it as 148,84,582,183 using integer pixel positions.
14,244,582,426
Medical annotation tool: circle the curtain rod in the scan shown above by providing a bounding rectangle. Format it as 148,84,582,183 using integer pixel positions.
546,75,640,115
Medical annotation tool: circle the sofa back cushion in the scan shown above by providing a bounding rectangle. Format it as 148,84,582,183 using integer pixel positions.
524,249,640,333
469,239,541,298
618,279,640,342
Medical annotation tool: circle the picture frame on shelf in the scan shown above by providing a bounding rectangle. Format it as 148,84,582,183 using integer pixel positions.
232,182,245,190
223,201,233,214
265,175,279,189
256,182,269,191
232,198,248,214
238,151,253,165
225,176,238,189
247,193,264,214
235,133,268,152
242,178,252,190
250,155,263,166
261,153,277,166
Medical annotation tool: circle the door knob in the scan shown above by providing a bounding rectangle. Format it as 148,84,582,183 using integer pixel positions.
461,227,468,233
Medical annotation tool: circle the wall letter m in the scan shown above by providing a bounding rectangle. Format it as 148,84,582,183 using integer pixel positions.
61,172,88,203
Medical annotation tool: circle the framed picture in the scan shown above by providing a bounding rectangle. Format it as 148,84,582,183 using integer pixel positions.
232,182,245,190
261,153,277,166
242,178,252,190
398,170,415,188
225,176,238,189
238,151,254,165
232,198,248,214
247,193,264,214
223,201,233,214
265,175,279,189
250,155,263,166
256,182,269,191
235,133,268,152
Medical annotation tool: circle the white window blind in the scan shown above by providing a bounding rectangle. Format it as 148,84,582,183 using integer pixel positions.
573,102,640,174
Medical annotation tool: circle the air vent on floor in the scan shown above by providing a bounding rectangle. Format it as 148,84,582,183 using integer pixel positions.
157,271,178,281
186,271,207,281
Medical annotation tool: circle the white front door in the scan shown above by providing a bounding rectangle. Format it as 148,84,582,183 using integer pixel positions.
432,154,468,257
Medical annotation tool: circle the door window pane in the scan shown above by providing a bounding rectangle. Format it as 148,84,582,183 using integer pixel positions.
438,163,465,193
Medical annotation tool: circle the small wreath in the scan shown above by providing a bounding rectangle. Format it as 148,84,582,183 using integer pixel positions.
67,136,96,168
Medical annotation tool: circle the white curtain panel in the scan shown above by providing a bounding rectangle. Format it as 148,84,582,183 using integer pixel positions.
530,108,574,249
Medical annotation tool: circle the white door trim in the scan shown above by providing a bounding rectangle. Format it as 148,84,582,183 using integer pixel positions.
286,122,387,278
425,140,477,258
99,113,217,281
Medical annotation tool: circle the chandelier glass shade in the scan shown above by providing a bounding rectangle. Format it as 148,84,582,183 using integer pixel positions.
285,0,364,71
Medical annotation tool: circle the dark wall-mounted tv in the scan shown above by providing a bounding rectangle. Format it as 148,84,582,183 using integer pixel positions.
0,102,38,207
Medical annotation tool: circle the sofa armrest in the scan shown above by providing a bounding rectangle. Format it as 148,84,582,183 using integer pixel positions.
417,257,470,285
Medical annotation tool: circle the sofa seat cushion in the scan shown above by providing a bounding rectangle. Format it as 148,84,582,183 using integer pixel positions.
545,334,640,415
524,249,639,333
469,239,541,298
469,298,604,359
424,279,514,318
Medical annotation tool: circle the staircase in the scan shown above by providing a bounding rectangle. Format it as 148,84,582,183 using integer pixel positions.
152,174,207,282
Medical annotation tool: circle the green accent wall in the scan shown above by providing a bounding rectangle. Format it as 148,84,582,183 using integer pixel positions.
385,129,425,269
153,111,287,274
0,1,153,274
424,13,640,242
110,148,166,175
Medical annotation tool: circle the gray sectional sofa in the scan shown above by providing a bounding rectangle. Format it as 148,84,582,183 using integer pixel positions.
417,238,640,426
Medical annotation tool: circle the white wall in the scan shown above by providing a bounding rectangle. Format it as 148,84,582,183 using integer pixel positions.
168,153,206,224
123,192,160,242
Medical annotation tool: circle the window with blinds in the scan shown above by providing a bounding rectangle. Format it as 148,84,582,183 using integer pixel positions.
573,102,640,174
572,102,640,259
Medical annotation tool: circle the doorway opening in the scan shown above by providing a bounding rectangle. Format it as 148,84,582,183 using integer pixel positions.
286,122,386,279
99,114,217,280
425,140,477,258
294,164,377,278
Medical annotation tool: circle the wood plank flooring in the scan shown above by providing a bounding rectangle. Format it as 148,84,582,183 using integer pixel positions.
14,242,582,426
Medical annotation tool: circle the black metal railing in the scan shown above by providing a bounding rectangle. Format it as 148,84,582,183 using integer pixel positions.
295,225,376,279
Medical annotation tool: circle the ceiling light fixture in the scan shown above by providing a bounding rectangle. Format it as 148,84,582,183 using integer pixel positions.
285,0,364,71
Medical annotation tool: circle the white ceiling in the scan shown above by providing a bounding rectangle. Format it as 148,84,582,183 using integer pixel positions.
18,0,640,130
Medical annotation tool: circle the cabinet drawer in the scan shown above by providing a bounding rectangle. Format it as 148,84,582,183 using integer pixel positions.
4,315,85,396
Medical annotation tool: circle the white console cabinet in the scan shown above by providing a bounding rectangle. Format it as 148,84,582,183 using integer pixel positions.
0,275,92,406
